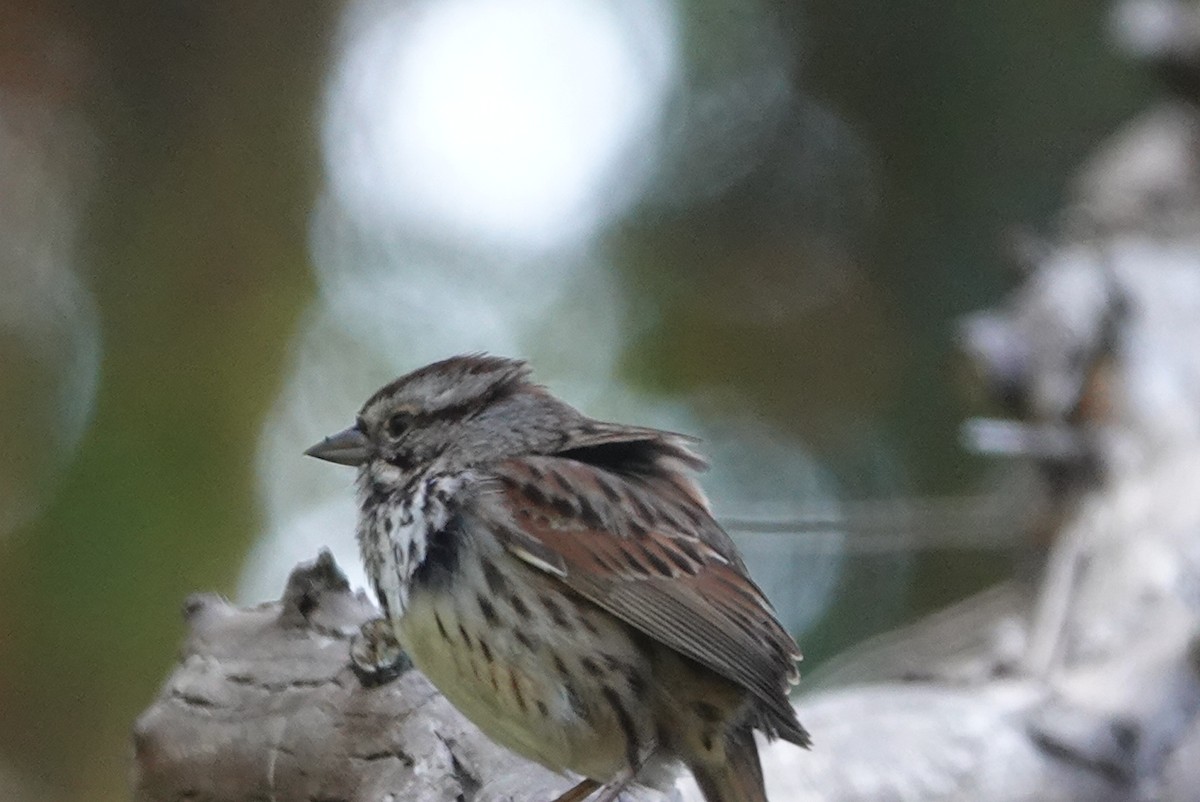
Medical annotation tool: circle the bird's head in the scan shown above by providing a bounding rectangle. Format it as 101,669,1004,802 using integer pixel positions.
305,354,580,483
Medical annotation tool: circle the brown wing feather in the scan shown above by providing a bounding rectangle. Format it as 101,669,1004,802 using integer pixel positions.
472,455,806,745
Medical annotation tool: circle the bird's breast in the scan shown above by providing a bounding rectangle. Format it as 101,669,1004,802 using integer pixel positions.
399,540,656,781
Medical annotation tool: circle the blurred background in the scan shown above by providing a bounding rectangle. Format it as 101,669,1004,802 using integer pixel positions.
0,1,1148,799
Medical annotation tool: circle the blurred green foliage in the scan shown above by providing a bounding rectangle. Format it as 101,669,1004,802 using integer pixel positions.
0,2,334,797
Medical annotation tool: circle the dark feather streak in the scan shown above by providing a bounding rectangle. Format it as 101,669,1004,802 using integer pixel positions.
541,595,572,629
602,685,641,770
410,511,462,591
477,594,499,626
481,560,509,595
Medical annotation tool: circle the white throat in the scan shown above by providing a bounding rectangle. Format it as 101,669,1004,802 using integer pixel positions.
356,463,464,618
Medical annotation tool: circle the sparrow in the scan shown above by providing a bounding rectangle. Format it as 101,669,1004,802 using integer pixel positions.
306,354,809,801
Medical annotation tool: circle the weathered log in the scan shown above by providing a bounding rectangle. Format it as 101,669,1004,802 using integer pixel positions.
132,539,1200,802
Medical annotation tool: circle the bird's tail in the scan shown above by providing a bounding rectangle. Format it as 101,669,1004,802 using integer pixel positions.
688,727,768,802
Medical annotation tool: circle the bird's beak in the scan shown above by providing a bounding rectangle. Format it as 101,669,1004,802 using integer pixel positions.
305,426,370,466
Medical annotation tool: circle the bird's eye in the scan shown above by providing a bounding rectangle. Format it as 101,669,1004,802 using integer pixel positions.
385,412,411,439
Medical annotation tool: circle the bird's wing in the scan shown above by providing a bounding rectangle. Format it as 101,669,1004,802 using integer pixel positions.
471,455,808,746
